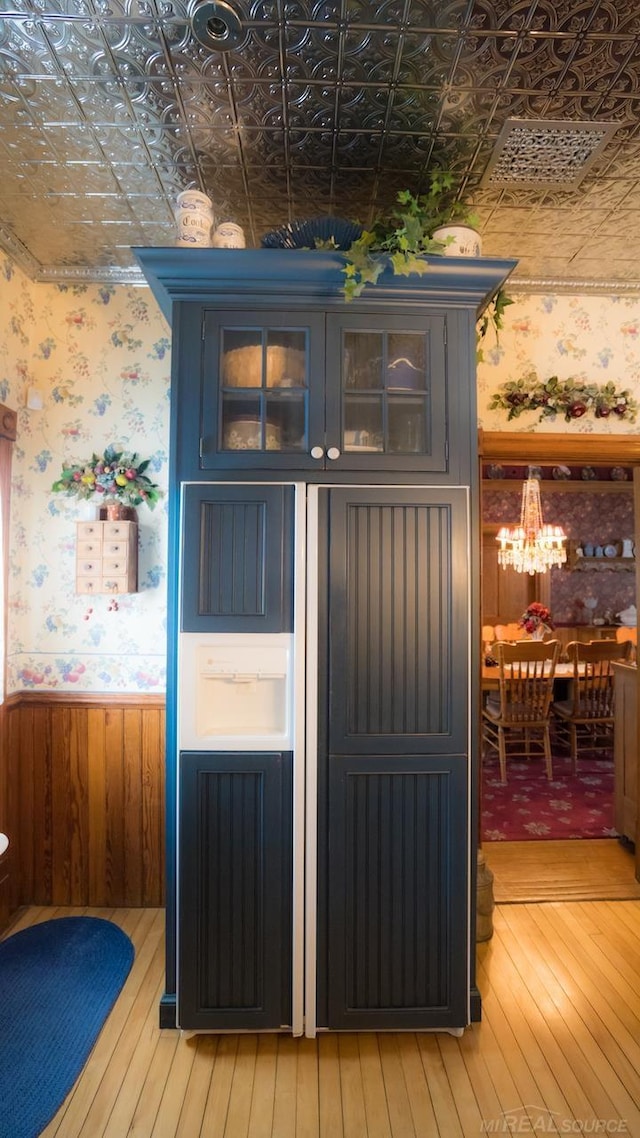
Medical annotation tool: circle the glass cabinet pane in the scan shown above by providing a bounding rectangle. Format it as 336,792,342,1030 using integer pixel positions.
343,332,384,390
388,397,427,453
266,330,306,388
221,330,263,388
220,325,309,452
341,328,430,455
221,396,263,449
343,397,384,452
265,393,307,450
386,334,426,391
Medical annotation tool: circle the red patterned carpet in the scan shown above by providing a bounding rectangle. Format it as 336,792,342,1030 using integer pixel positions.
481,754,616,841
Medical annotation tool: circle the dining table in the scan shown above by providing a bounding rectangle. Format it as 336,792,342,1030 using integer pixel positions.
481,661,580,692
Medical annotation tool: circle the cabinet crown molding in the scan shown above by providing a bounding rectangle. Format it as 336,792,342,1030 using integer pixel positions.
134,248,516,323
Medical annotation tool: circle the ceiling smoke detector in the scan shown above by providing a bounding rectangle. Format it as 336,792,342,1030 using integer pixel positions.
191,0,245,51
481,118,619,190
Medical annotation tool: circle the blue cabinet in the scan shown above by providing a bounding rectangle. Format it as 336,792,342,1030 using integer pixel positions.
325,756,468,1030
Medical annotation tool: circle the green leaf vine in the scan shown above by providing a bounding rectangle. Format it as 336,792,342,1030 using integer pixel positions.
476,287,515,362
489,370,638,423
340,177,480,301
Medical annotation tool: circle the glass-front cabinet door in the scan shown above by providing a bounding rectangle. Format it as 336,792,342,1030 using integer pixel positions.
200,311,326,470
325,312,447,472
199,309,447,472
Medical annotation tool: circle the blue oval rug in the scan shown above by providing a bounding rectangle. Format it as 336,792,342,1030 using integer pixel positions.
0,916,134,1138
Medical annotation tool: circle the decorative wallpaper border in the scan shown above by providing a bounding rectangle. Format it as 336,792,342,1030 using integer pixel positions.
8,652,166,693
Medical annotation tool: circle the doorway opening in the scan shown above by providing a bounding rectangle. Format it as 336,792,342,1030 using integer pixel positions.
479,430,640,901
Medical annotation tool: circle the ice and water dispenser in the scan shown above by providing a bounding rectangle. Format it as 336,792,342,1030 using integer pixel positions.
179,633,293,750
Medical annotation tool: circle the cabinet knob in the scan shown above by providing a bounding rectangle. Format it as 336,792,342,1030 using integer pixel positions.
326,447,341,461
310,445,324,459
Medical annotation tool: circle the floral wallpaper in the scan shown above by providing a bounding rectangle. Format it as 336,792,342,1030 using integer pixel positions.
1,261,639,695
0,255,170,693
478,292,640,433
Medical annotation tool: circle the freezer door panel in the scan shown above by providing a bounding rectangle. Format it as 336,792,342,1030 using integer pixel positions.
178,751,293,1031
181,483,294,633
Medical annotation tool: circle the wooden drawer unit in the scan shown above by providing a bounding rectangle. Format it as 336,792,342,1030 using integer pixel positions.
75,520,138,595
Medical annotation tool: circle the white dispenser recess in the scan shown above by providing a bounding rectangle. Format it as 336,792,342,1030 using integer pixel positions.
179,633,294,750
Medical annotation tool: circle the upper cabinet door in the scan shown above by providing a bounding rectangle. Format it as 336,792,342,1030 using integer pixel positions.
199,310,326,471
184,306,449,475
324,312,448,473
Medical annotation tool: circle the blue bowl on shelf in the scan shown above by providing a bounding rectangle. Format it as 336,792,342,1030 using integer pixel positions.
386,357,424,390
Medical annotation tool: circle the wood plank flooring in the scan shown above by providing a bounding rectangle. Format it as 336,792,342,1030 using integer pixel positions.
485,837,640,902
4,899,640,1137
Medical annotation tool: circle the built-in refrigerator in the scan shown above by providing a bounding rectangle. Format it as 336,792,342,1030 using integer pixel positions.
176,479,471,1036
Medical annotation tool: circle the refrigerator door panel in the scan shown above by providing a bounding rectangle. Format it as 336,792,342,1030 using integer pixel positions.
313,486,471,1031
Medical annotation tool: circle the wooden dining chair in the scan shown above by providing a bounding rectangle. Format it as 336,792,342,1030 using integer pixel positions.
615,625,637,661
551,638,633,769
482,639,561,784
482,624,496,659
493,622,527,643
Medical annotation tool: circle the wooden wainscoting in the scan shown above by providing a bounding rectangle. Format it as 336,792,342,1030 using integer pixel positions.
3,692,165,915
0,699,14,929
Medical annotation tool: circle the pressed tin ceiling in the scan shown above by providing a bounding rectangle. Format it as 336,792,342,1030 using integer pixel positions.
3,0,640,289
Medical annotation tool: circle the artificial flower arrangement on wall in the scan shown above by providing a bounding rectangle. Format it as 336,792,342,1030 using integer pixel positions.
52,445,161,509
489,370,638,423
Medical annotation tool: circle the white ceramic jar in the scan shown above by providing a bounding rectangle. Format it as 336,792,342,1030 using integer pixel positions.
212,221,246,248
175,190,214,247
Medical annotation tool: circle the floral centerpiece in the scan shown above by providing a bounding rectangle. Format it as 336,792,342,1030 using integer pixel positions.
52,445,161,510
518,602,554,637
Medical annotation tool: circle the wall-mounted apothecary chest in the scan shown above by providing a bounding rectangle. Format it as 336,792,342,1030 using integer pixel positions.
75,519,138,595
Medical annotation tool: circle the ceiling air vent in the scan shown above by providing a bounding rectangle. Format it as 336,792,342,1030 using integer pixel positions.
481,119,619,190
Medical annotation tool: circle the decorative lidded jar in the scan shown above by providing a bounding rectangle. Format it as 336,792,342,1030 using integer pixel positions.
175,190,214,247
212,221,246,248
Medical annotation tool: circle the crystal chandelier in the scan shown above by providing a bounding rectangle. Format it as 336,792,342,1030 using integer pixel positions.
496,477,567,575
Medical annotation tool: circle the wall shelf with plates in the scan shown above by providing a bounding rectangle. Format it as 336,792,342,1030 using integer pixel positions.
565,541,635,571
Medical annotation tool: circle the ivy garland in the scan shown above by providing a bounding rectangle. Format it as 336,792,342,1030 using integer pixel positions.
489,370,638,423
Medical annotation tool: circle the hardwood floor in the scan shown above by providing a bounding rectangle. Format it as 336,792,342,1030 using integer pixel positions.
485,837,640,902
4,899,640,1136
